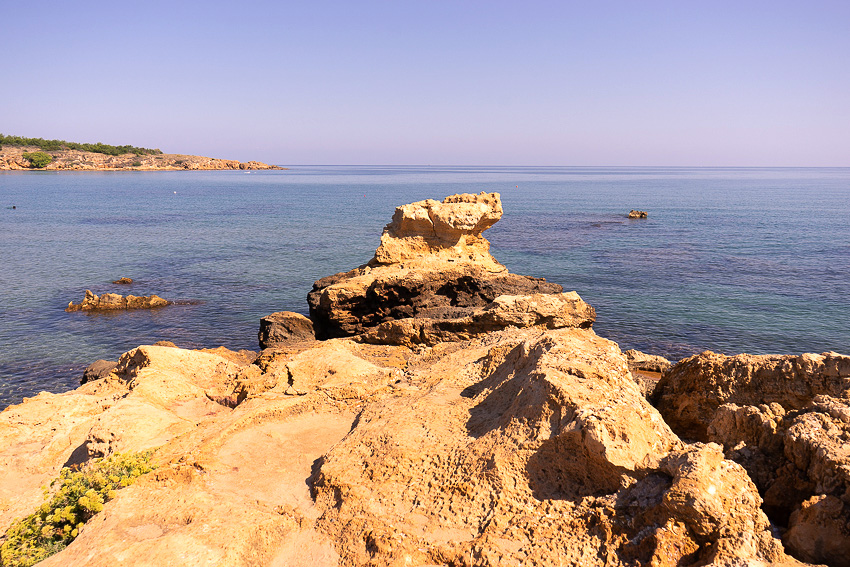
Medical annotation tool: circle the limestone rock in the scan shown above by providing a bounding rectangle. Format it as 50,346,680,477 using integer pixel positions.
66,289,171,312
112,277,133,284
1,328,802,566
655,350,850,565
784,495,850,567
311,328,788,566
81,359,118,384
628,210,648,219
258,311,315,349
654,350,850,440
373,192,503,265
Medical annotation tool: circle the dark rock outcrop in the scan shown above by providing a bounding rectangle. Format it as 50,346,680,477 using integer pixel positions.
258,311,315,348
81,359,118,384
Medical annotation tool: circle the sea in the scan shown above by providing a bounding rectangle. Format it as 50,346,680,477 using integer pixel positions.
2,166,849,409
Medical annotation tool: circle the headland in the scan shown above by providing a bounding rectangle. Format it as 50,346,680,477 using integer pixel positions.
0,137,283,171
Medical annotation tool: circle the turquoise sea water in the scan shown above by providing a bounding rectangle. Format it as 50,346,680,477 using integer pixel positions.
1,166,849,408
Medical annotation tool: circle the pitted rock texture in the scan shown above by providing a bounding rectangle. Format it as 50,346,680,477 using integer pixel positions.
1,331,805,566
373,192,503,265
654,350,850,565
66,289,171,312
311,328,787,567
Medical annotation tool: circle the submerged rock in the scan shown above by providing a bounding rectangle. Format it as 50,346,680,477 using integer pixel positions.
66,289,171,312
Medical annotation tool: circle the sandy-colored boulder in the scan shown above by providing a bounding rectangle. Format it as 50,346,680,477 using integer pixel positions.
66,289,171,312
655,350,850,565
624,348,672,373
372,192,503,265
654,350,850,440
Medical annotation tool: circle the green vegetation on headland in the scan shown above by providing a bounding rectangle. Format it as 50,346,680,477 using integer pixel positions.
0,134,162,156
21,151,52,169
0,452,155,567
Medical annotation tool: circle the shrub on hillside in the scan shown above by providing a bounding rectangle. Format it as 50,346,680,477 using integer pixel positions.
21,151,52,169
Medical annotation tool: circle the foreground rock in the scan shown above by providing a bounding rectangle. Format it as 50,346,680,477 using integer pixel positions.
1,333,799,566
308,193,588,343
654,350,850,565
66,290,171,312
0,145,283,171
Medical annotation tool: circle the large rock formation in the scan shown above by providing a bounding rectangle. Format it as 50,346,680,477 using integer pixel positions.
66,290,171,312
654,350,850,565
308,193,590,342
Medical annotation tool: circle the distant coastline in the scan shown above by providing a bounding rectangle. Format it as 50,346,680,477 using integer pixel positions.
0,144,284,171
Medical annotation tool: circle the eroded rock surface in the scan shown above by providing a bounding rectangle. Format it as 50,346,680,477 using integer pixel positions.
66,289,171,312
655,350,850,565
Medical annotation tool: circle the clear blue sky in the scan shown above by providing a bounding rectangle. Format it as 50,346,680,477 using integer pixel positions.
2,1,848,165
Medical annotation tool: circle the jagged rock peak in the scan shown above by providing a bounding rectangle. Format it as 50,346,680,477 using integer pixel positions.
372,191,504,266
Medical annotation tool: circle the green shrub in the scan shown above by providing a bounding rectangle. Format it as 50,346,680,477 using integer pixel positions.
131,160,142,167
21,151,52,169
0,452,155,567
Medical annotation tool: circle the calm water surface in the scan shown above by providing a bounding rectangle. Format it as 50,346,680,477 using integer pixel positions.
2,166,849,407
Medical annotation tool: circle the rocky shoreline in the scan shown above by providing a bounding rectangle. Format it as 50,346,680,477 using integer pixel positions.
0,145,283,171
1,192,846,566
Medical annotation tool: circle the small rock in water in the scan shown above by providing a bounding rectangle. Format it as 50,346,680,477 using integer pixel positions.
628,209,648,219
66,289,171,312
112,277,133,284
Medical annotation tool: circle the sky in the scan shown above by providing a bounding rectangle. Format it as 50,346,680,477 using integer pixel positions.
2,1,848,166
